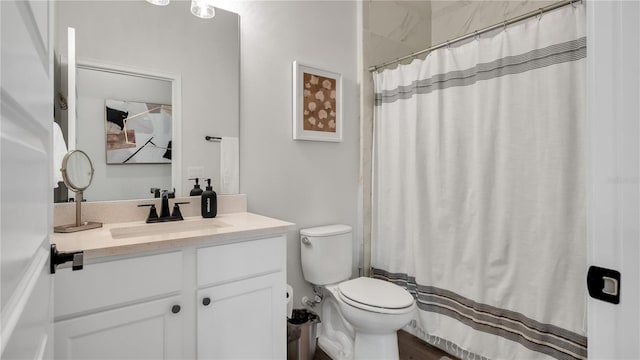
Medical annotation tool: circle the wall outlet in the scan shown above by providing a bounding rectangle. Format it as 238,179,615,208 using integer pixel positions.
188,166,204,178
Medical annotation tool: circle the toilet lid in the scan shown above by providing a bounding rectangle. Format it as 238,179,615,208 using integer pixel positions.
338,277,414,310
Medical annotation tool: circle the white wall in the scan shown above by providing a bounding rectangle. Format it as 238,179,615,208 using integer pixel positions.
218,0,360,307
587,2,640,357
54,1,240,196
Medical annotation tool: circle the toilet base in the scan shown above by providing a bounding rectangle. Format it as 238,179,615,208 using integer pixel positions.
354,332,399,360
315,284,415,360
317,324,402,360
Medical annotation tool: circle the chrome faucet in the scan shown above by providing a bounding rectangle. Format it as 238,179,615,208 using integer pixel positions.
138,189,189,223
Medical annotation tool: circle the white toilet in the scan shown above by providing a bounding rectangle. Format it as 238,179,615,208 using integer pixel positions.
300,225,416,360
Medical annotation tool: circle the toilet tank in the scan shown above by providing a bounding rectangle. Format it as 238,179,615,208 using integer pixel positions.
300,224,353,286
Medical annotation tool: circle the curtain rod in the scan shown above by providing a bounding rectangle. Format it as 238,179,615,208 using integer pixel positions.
368,0,581,73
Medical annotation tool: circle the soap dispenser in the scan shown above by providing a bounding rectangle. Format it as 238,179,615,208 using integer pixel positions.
189,178,203,196
201,178,217,218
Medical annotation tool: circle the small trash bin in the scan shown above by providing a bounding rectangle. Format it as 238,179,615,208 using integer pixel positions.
287,309,320,360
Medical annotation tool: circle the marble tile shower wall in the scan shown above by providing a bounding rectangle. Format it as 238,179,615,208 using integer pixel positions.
431,0,556,45
361,0,558,273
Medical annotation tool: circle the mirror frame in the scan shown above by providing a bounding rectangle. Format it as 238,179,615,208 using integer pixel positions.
60,149,95,191
67,57,183,197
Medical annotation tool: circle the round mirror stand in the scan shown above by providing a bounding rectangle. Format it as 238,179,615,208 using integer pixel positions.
54,150,103,233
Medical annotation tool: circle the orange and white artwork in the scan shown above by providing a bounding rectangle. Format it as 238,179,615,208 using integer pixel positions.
293,62,342,142
105,99,172,164
302,72,337,133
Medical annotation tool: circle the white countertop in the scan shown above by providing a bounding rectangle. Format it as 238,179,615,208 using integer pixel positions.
52,212,295,259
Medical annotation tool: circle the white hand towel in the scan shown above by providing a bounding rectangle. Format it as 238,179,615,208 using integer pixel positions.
220,137,239,194
53,122,68,188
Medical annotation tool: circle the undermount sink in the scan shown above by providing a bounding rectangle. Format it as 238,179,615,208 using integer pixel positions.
110,218,230,239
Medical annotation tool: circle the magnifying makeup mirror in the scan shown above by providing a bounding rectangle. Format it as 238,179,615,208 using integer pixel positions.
54,150,103,233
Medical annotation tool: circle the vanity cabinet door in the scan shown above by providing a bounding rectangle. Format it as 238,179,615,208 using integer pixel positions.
55,296,184,360
197,272,286,359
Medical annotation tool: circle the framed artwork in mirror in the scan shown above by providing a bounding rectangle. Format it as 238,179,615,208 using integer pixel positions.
293,61,342,142
105,99,172,164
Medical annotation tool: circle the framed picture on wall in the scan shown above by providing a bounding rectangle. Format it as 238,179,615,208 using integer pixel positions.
105,99,172,164
293,61,342,142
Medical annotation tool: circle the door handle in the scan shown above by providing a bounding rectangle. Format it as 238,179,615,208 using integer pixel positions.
50,244,84,274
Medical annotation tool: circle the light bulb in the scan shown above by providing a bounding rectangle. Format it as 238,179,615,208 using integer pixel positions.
191,0,216,19
146,0,170,5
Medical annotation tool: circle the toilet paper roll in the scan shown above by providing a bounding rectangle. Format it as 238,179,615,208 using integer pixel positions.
286,284,293,318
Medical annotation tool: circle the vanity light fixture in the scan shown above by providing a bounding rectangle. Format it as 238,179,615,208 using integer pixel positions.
190,0,216,19
146,0,170,6
145,0,216,19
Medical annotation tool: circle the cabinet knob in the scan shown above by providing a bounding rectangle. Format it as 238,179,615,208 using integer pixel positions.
171,305,181,314
202,297,211,306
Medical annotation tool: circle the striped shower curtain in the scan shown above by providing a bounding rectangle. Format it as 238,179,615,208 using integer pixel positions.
372,4,586,360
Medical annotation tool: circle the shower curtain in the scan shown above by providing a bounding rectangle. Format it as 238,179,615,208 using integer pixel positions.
372,4,586,360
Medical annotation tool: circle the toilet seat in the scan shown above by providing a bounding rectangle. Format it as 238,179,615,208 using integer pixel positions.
337,277,415,315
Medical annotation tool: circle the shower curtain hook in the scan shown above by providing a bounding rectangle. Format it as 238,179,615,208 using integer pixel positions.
571,0,578,8
474,30,479,41
446,40,450,49
538,8,543,20
503,21,508,32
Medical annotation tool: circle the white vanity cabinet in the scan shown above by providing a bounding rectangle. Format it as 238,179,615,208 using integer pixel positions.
53,234,287,360
54,251,186,359
196,237,286,359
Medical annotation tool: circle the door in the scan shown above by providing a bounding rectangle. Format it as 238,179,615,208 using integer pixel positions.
54,296,184,359
197,273,285,359
587,0,640,358
1,0,54,358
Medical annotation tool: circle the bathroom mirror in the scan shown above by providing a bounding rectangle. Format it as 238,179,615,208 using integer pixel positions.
54,150,103,233
54,0,240,202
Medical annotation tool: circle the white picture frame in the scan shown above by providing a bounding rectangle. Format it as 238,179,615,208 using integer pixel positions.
293,61,343,142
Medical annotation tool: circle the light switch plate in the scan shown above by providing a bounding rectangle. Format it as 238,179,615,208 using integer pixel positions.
587,266,621,304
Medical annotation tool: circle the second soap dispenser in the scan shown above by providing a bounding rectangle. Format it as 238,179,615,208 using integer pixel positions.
201,178,217,218
189,178,204,196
